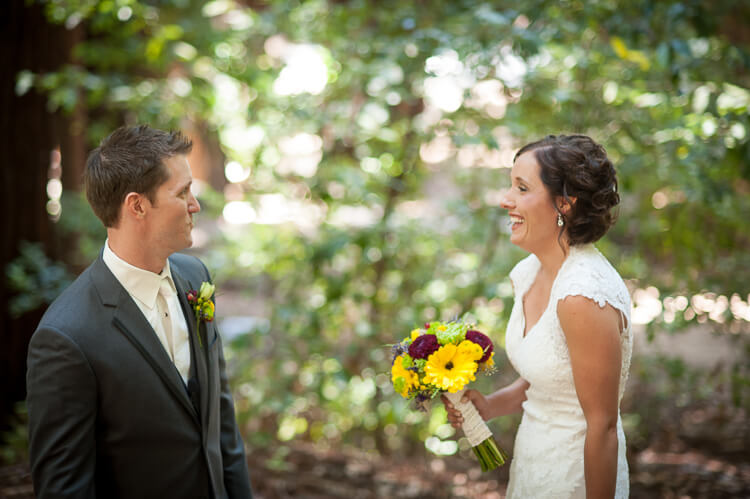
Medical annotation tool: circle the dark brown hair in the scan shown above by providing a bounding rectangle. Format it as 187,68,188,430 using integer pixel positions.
515,134,619,245
84,125,192,227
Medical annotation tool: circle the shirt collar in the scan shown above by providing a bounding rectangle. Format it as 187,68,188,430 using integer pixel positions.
102,240,176,310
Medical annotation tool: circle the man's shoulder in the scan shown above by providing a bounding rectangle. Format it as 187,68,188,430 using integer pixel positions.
35,260,105,337
169,251,203,268
169,252,209,280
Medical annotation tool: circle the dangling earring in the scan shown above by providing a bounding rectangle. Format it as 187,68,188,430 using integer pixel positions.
557,213,564,227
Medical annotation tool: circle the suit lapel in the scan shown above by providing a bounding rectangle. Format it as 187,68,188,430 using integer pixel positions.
91,256,199,423
172,270,211,430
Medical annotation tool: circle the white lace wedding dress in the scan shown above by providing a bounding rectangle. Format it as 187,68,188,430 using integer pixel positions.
504,244,632,498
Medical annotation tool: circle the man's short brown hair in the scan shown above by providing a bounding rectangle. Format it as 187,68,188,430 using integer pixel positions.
84,125,193,227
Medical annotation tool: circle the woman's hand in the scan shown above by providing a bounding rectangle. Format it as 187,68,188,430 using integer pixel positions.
441,390,489,429
440,377,530,429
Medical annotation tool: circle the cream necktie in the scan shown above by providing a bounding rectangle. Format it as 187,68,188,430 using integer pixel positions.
157,278,175,361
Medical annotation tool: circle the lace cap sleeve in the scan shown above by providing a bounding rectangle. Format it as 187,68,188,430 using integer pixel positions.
509,254,540,296
553,245,631,325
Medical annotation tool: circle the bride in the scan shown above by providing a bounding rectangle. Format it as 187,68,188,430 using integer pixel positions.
443,134,632,498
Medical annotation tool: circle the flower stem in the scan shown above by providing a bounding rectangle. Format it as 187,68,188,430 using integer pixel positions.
472,436,507,472
194,311,203,348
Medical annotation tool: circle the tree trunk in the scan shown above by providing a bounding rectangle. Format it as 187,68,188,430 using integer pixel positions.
183,120,227,191
0,0,80,427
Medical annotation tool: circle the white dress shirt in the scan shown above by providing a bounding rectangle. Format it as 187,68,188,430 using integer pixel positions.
103,241,191,384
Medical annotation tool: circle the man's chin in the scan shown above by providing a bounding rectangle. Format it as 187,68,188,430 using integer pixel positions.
171,238,193,254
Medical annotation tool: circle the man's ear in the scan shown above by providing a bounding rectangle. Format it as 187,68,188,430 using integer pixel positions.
123,192,148,220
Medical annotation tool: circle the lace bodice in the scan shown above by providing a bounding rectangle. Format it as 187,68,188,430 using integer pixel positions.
504,244,632,498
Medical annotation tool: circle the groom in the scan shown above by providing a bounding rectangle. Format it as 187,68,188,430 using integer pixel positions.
26,125,253,498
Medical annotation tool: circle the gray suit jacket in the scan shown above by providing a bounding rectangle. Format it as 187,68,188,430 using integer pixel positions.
26,252,253,499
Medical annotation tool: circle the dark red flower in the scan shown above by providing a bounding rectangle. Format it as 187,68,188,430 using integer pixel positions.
187,290,198,303
408,334,440,359
466,330,493,362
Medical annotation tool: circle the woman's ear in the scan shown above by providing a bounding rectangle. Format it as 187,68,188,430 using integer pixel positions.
558,196,577,215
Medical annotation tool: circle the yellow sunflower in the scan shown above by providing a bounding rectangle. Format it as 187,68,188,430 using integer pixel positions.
391,354,419,397
483,351,495,369
477,351,496,373
402,328,421,343
422,340,483,393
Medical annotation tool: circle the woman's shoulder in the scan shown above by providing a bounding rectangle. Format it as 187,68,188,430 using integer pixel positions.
509,253,540,293
555,244,631,310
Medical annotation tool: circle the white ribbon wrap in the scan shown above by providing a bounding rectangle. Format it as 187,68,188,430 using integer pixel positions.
444,388,492,446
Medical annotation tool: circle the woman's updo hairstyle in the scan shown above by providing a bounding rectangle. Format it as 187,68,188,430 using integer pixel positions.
515,134,620,245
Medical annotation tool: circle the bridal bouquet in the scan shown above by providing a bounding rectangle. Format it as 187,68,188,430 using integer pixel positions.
390,320,507,471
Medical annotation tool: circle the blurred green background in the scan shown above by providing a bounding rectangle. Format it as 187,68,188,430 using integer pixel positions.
2,0,749,496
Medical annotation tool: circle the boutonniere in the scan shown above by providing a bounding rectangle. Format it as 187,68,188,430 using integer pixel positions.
186,282,216,347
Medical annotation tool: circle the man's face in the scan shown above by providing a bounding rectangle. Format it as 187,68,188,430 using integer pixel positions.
146,155,201,256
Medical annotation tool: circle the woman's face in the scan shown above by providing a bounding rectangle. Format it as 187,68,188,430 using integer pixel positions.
500,151,561,253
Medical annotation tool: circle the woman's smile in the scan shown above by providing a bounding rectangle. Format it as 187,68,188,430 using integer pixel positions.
509,214,525,231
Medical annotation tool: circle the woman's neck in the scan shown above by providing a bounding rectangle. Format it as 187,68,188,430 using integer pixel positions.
533,240,569,281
